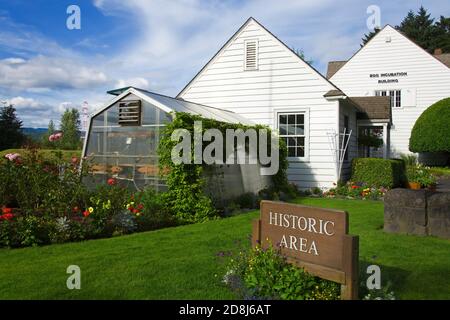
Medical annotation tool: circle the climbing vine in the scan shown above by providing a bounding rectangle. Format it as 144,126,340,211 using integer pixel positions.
158,112,289,224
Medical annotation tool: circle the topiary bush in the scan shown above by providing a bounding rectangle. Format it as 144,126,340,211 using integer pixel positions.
409,97,450,153
351,158,407,188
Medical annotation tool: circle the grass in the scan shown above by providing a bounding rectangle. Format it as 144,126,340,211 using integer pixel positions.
0,149,81,163
0,198,448,300
429,166,450,177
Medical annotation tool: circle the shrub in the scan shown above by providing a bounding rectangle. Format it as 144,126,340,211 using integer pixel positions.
409,97,450,153
137,187,177,231
351,158,407,188
223,244,340,300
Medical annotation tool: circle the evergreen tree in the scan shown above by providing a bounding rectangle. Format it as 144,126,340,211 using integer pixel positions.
292,47,313,65
396,6,437,53
0,104,25,150
42,119,56,148
434,16,450,53
361,27,381,47
59,108,81,150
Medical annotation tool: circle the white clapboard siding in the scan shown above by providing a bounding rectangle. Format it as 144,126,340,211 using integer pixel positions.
330,25,450,156
178,18,341,189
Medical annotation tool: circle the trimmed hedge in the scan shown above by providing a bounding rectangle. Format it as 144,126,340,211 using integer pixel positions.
409,97,450,153
351,158,407,188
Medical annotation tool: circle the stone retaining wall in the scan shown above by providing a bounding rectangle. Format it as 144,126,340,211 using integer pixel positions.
384,189,450,239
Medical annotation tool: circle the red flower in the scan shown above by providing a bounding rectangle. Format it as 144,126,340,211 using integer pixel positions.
73,206,79,213
132,209,139,214
137,204,144,210
71,157,79,165
0,213,14,221
2,207,12,214
107,178,116,186
83,210,90,218
351,185,359,189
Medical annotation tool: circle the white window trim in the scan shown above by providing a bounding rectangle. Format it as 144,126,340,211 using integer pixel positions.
375,89,402,108
274,108,310,162
244,39,259,71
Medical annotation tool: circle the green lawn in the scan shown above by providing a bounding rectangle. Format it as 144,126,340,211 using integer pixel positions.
0,198,448,300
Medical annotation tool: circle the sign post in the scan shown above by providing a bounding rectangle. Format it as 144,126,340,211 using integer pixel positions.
252,200,359,300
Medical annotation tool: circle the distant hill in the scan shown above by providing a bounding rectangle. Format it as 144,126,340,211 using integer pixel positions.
21,128,47,141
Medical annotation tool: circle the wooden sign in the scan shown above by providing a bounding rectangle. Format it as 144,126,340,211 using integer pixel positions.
252,200,359,300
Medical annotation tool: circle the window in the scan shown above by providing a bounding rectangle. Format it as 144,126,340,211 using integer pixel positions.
375,90,401,108
118,100,141,125
278,112,306,158
244,40,258,70
344,115,349,160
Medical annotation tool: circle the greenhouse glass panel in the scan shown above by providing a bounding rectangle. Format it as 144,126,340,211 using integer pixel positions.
84,97,170,191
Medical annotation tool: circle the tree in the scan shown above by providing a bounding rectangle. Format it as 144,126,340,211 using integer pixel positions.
361,27,381,46
292,47,313,65
433,16,450,53
396,6,437,53
59,108,81,150
41,119,56,148
0,103,25,150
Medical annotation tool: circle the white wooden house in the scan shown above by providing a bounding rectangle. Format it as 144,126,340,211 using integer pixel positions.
84,18,450,191
328,25,450,158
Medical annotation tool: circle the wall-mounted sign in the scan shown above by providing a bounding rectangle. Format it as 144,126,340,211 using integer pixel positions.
370,72,408,84
252,200,359,300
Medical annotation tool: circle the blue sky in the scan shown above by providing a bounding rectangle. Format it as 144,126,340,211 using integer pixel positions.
0,0,448,127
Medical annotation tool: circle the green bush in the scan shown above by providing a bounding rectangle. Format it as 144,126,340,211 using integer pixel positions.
223,244,340,300
351,158,407,188
409,97,450,153
137,187,177,231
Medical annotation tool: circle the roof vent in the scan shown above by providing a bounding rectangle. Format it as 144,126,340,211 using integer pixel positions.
244,39,258,70
118,100,141,126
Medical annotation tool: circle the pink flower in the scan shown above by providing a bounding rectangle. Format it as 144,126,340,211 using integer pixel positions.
4,153,20,161
49,132,63,142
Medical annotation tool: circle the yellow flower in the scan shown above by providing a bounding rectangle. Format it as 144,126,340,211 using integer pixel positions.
88,207,94,213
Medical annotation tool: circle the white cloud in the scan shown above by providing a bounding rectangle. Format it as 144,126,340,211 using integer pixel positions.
0,56,109,91
115,77,149,90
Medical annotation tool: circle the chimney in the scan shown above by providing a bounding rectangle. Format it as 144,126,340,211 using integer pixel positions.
434,48,443,55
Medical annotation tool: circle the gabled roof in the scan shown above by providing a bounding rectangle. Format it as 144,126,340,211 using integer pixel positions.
177,17,341,97
91,87,254,125
329,25,450,80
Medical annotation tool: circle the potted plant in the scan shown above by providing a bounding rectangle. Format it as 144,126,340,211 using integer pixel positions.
407,164,436,190
406,165,421,189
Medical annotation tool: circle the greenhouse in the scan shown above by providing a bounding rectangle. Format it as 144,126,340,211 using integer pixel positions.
82,87,270,196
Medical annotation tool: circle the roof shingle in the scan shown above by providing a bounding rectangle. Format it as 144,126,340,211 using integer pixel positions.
349,96,391,121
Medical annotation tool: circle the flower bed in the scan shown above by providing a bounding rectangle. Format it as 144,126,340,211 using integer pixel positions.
0,148,176,248
314,181,388,200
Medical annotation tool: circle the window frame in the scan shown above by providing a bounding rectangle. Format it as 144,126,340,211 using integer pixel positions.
276,109,310,162
375,89,402,108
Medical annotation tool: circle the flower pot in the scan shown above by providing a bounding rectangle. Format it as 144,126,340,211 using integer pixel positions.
408,182,421,190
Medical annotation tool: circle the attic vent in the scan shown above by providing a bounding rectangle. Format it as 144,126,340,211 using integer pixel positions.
244,39,258,70
118,100,141,126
